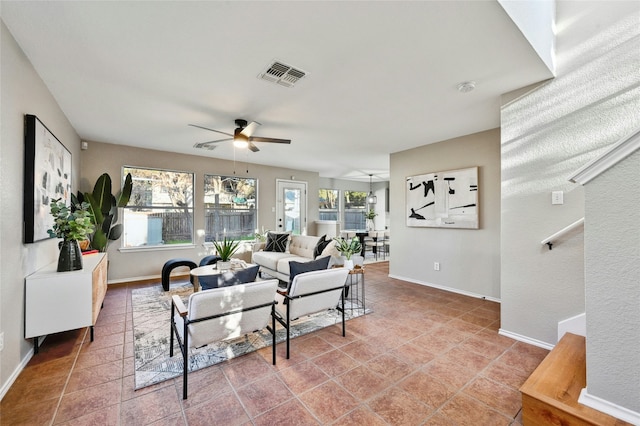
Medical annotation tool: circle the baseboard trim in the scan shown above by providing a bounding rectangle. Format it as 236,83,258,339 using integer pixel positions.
0,345,34,401
498,328,555,350
579,388,640,425
387,273,501,303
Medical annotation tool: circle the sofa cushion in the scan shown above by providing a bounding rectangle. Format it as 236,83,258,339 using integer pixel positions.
289,235,321,258
313,235,330,259
199,265,260,290
320,239,341,258
252,251,295,271
276,255,309,278
288,255,331,290
265,232,289,252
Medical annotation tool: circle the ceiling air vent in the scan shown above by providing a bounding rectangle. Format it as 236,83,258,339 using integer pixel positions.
258,61,307,88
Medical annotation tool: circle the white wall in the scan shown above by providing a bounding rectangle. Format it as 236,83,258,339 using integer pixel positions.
389,129,501,300
1,21,82,397
583,148,640,414
500,3,640,347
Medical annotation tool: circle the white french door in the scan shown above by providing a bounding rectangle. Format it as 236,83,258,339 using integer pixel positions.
276,180,307,235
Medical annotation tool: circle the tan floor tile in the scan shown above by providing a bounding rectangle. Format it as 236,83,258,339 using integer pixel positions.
222,353,276,388
120,385,182,426
184,391,248,426
398,370,456,409
463,376,522,418
65,361,123,392
332,405,388,426
299,380,359,423
252,398,319,426
440,393,512,425
55,379,122,423
278,360,330,394
367,386,433,425
336,364,392,400
54,403,120,426
235,374,293,417
312,348,360,377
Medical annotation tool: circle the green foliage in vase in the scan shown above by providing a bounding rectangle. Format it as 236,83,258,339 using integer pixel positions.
212,237,241,261
47,198,95,242
333,236,362,260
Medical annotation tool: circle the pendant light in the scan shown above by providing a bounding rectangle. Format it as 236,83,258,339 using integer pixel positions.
367,174,377,205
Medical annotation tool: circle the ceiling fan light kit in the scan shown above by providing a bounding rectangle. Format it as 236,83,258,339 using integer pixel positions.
189,118,291,153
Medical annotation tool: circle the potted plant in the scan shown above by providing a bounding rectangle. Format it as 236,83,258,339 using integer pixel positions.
47,198,95,272
365,209,377,231
76,172,133,252
212,237,241,270
333,236,362,270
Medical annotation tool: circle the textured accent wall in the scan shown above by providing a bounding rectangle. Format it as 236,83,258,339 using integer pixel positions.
500,7,640,346
584,148,640,413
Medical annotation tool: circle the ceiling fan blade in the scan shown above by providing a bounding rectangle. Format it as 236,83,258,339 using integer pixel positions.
193,142,218,150
240,121,261,138
248,136,292,144
248,142,260,152
199,137,233,145
188,124,233,137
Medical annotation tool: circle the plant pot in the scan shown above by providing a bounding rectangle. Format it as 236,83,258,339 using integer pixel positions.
366,219,374,231
217,261,232,271
342,258,354,270
57,240,83,272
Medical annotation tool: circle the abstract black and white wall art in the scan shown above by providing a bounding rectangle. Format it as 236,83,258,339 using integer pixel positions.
406,167,478,229
23,114,72,243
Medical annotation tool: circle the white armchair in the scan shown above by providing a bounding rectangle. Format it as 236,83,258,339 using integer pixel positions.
170,279,279,399
274,268,350,358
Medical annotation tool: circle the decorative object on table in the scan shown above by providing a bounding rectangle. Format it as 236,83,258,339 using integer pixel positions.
365,208,377,231
254,227,270,243
75,172,133,252
406,166,479,229
212,237,240,270
47,198,95,271
333,236,362,270
23,114,72,243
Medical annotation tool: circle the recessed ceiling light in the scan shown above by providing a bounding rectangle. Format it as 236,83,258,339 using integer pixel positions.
457,81,476,93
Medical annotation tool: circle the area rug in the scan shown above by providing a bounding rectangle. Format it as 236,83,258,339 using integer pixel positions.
132,281,371,390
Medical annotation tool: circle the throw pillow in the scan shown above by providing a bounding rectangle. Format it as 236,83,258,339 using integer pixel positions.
313,235,330,259
265,232,289,252
199,265,260,290
288,256,331,292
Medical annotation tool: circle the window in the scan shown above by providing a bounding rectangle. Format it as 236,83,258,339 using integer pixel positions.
204,175,256,242
344,190,367,229
319,189,339,221
122,167,194,248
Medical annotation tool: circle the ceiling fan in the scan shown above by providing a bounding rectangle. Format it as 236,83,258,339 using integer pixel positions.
190,119,291,152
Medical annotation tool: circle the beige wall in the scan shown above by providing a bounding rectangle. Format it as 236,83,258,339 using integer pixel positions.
1,21,83,396
389,128,501,300
80,141,320,281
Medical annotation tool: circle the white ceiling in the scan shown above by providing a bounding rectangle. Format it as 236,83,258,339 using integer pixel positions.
1,1,554,182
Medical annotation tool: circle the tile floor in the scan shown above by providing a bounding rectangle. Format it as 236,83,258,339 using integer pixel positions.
1,262,549,425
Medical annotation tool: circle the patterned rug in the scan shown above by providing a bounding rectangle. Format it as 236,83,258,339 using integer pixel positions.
132,281,370,390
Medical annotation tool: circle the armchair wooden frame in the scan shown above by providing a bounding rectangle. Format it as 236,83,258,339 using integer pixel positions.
170,284,277,399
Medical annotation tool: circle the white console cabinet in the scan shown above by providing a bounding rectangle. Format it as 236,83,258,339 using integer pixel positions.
25,253,108,353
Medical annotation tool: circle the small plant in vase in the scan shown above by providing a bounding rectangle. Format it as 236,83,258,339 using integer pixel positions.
365,209,377,231
212,237,240,270
333,236,362,270
47,198,95,272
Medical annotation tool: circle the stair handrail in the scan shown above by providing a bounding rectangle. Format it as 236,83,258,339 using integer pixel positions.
541,217,585,250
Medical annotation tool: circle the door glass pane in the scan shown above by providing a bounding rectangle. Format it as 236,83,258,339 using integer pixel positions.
284,188,301,234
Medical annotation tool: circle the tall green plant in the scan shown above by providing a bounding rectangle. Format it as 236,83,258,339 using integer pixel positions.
76,173,133,252
212,237,240,261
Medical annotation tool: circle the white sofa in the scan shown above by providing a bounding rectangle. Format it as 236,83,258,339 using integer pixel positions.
252,234,340,282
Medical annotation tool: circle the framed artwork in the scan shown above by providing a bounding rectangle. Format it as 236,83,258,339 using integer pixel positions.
406,166,478,229
23,114,72,243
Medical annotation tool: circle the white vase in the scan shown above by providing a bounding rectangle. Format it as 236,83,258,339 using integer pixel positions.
217,261,231,271
366,219,374,231
342,258,354,270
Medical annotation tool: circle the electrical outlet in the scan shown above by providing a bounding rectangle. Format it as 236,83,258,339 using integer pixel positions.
434,262,440,271
0,332,4,351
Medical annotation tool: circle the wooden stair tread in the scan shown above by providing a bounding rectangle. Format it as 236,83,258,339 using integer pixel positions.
520,332,631,426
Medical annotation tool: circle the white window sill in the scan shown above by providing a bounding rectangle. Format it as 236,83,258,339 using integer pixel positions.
118,244,196,253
